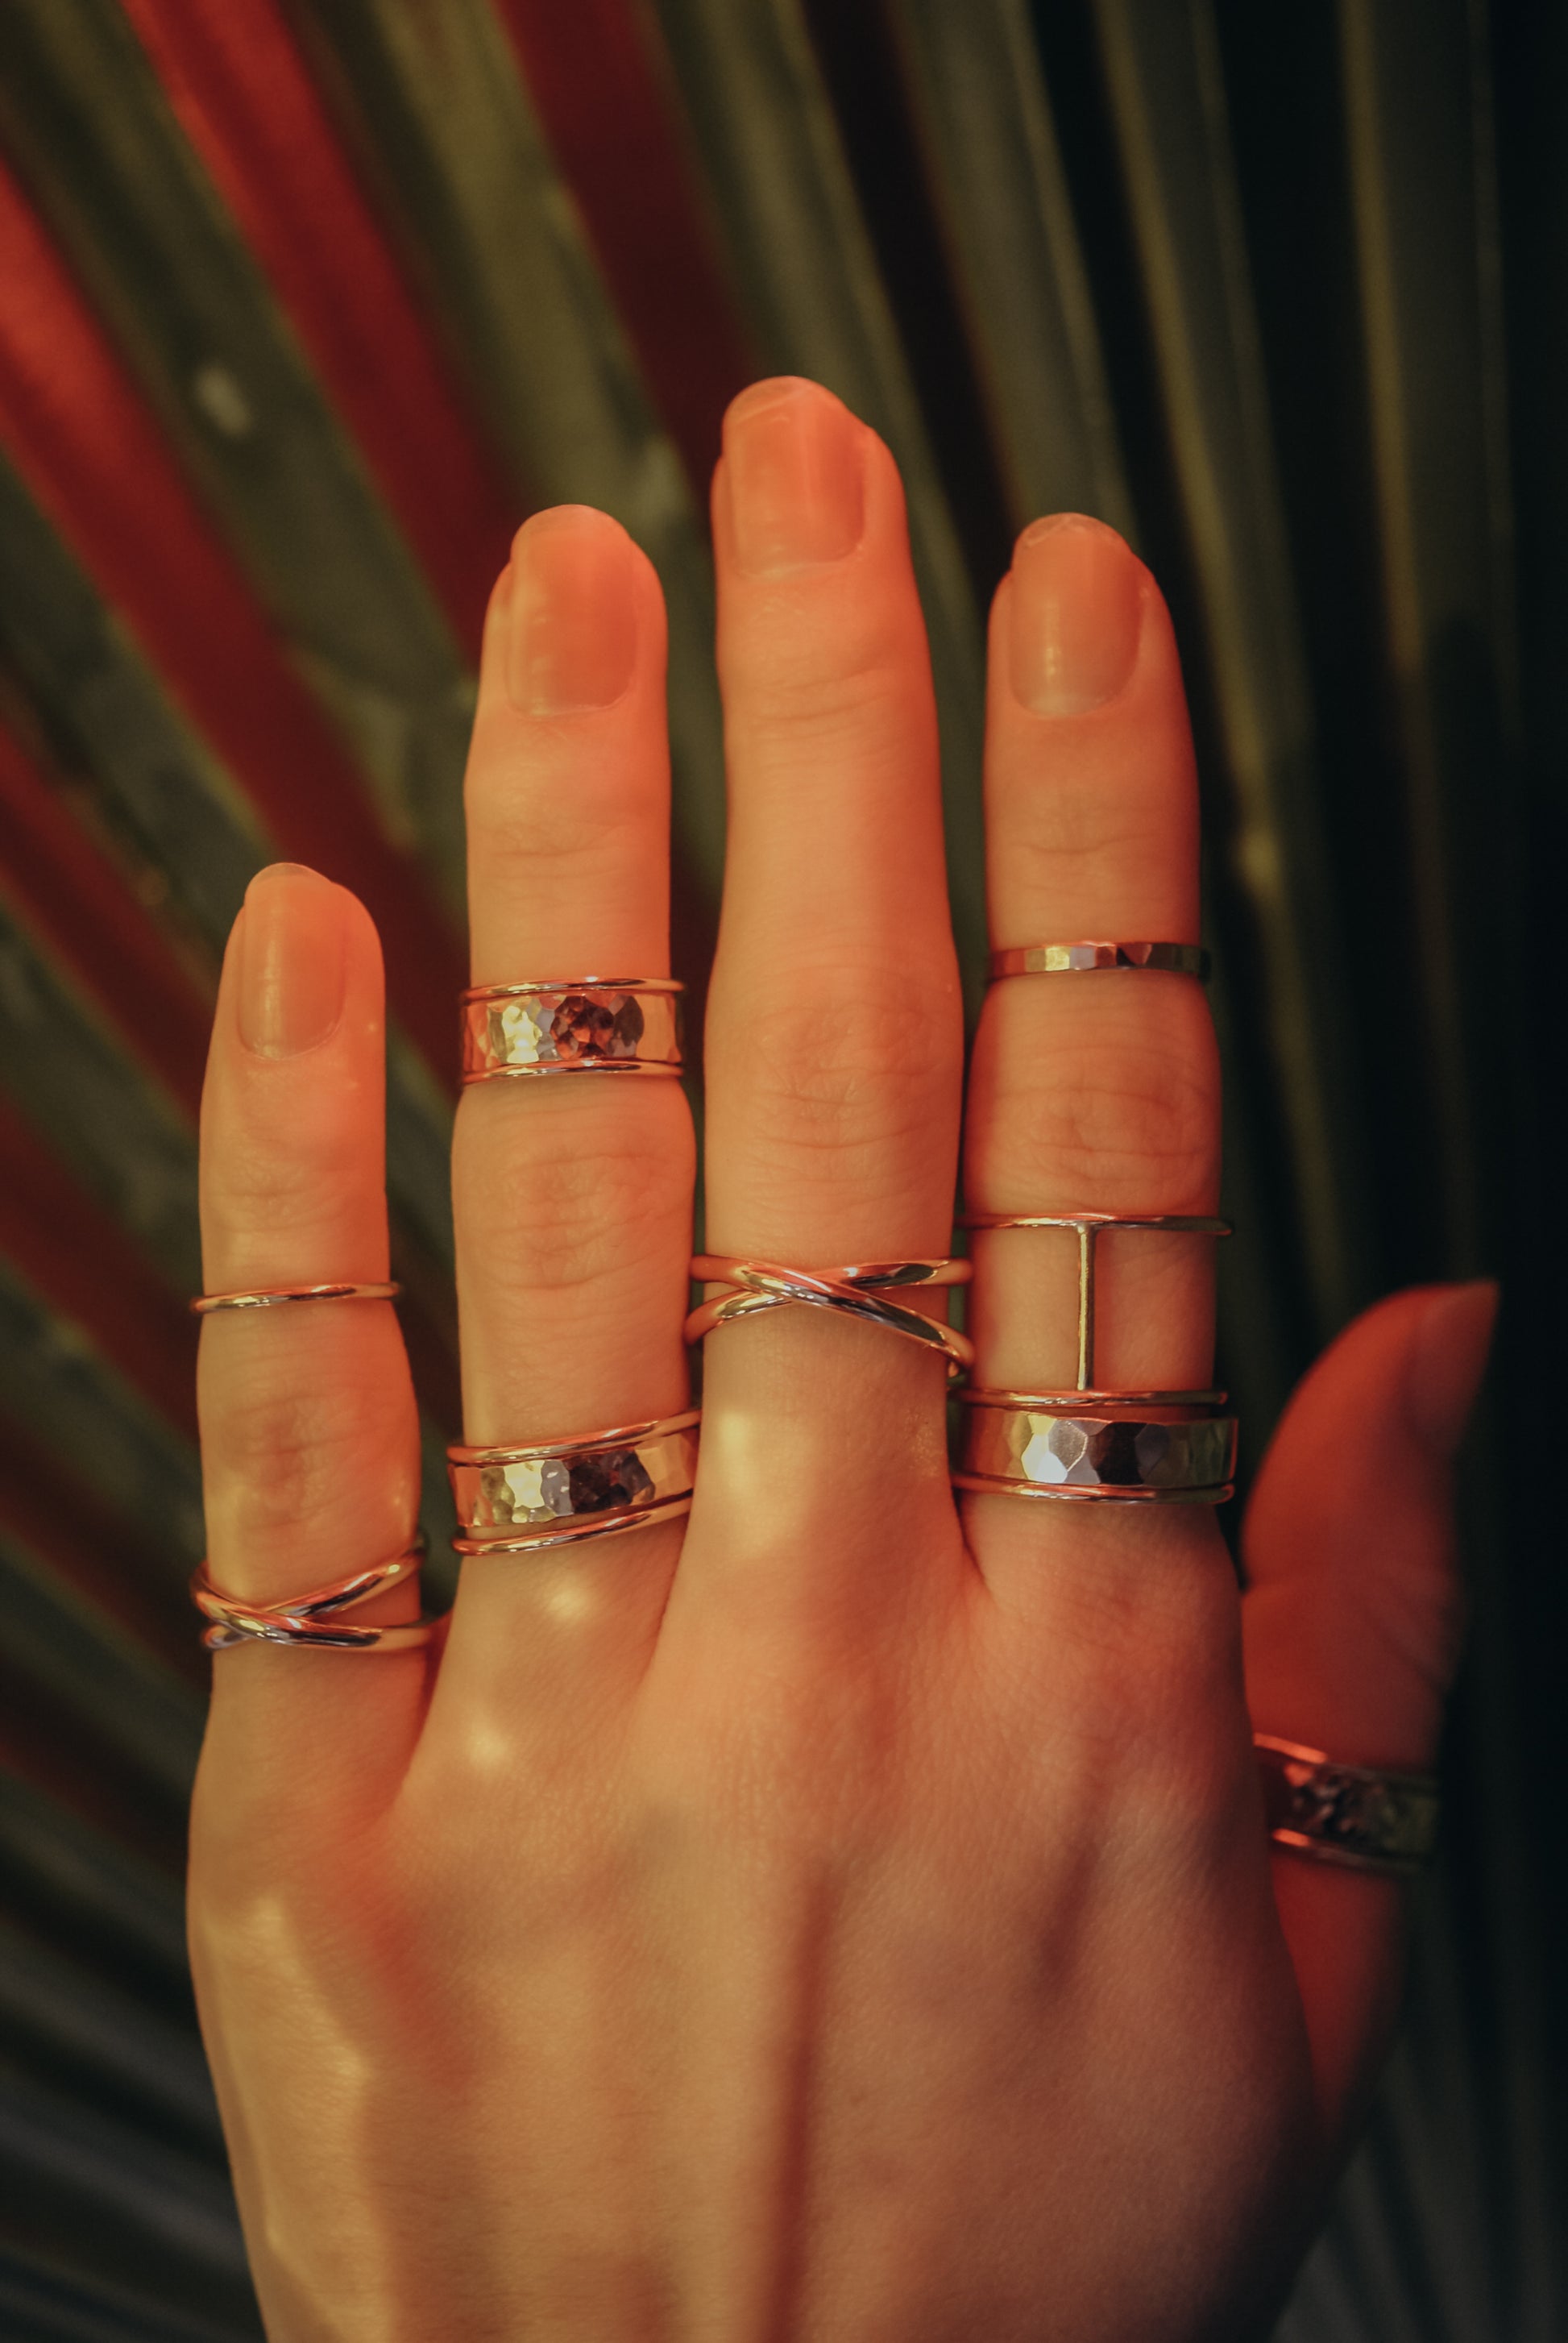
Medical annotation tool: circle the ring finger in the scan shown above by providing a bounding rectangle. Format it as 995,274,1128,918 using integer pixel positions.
962,516,1230,1621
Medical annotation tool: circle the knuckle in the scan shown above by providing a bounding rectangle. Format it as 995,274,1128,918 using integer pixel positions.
996,1044,1217,1201
732,967,960,1169
466,748,641,875
457,1095,692,1299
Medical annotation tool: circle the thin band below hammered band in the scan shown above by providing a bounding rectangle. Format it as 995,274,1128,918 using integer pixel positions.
448,1412,699,1556
687,1258,975,1378
192,1547,440,1652
1255,1734,1440,1876
954,1404,1237,1502
192,1282,400,1314
989,942,1209,979
461,979,682,1082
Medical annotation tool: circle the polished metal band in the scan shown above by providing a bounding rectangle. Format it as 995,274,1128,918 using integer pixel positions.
461,979,682,1082
687,1257,974,1378
957,1211,1230,1394
955,1402,1237,1502
989,941,1209,978
192,1547,440,1652
1255,1734,1440,1876
448,1411,699,1555
192,1281,400,1315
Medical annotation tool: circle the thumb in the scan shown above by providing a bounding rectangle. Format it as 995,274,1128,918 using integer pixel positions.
1240,1280,1497,2135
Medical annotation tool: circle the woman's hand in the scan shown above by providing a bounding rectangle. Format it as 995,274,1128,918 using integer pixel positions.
189,377,1495,2341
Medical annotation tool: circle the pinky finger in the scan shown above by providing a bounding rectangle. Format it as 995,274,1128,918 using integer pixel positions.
1240,1282,1497,2132
193,864,429,1827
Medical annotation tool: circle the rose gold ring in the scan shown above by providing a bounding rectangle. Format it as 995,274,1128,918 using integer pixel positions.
954,1403,1237,1502
687,1257,974,1377
461,979,682,1082
1256,1734,1439,1875
192,1282,400,1314
448,1411,699,1555
989,942,1209,978
191,1544,441,1651
956,1212,1229,1394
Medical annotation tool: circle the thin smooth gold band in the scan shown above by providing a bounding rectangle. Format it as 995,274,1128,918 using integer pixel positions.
192,1547,439,1652
989,942,1209,978
449,1412,699,1552
687,1258,974,1377
461,979,682,1082
192,1282,400,1314
1255,1734,1439,1875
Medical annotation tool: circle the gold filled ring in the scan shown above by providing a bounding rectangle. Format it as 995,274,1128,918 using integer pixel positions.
954,1402,1236,1503
1255,1734,1439,1876
193,1282,400,1314
989,942,1209,978
461,979,682,1082
192,1545,441,1652
449,1412,699,1555
687,1258,974,1377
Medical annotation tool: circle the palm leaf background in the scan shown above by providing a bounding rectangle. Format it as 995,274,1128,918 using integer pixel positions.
0,3,1559,2333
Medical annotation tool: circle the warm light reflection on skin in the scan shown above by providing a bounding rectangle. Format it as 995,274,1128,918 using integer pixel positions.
209,1891,403,2340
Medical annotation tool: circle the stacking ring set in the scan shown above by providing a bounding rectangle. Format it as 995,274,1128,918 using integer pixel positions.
189,955,1437,1877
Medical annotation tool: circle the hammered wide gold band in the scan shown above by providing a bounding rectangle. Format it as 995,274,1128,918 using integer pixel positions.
461,978,682,1082
1255,1734,1440,1876
687,1257,974,1378
955,1398,1238,1502
192,1545,441,1653
989,941,1209,978
447,1412,699,1555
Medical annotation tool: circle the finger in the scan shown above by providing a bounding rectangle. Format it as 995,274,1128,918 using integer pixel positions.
680,379,964,1618
195,864,425,1801
961,517,1226,1601
1242,1281,1496,2131
437,509,695,1705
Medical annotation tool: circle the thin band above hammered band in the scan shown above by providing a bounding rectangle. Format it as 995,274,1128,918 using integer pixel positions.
192,1545,441,1652
192,1282,400,1314
448,1411,699,1555
989,942,1209,979
1255,1735,1440,1876
461,979,682,1082
687,1258,975,1378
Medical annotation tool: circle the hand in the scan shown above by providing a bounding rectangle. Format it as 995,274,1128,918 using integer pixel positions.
189,377,1495,2341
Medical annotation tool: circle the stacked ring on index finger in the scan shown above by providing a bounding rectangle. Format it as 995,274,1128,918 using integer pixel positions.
954,942,1235,1506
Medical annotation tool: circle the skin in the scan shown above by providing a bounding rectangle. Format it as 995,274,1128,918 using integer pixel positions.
189,378,1496,2341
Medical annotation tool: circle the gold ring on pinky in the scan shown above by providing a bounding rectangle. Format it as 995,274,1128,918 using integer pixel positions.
461,978,682,1082
192,1281,400,1314
448,1412,699,1555
953,1399,1237,1502
1255,1734,1440,1875
191,1546,442,1652
988,941,1209,978
687,1258,974,1379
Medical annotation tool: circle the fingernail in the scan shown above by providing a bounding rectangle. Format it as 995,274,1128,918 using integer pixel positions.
505,507,637,715
236,864,346,1057
1404,1281,1500,1454
1009,514,1143,716
723,378,865,575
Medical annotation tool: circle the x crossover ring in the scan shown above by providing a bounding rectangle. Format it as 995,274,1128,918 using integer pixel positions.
192,1282,400,1313
1255,1734,1440,1876
448,1412,699,1554
461,978,682,1082
989,941,1209,979
687,1258,974,1377
192,1543,440,1652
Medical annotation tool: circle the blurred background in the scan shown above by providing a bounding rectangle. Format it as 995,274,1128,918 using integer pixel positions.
0,1,1559,2334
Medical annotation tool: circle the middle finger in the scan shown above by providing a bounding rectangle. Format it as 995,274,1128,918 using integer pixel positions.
680,380,965,1622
